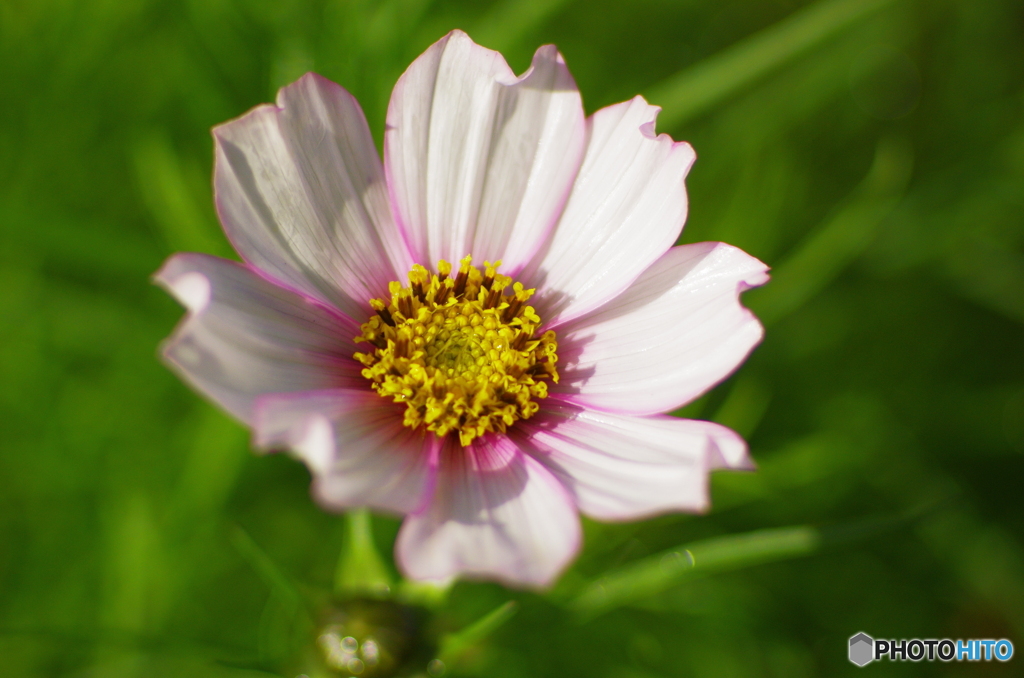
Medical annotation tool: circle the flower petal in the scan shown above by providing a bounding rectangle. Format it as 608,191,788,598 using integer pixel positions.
154,253,364,423
384,30,585,274
521,96,697,326
214,73,412,319
396,434,580,588
516,399,752,521
557,242,769,415
253,389,436,515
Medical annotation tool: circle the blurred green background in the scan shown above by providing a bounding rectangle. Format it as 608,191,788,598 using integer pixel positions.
2,0,1023,675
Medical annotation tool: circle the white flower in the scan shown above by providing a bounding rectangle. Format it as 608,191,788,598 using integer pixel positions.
156,30,768,587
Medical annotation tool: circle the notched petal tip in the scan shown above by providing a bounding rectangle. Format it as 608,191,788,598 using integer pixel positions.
624,95,686,144
210,103,280,143
632,96,662,138
443,27,470,41
385,27,585,273
698,241,771,293
517,43,580,102
532,42,562,60
212,72,362,143
210,73,350,137
161,271,211,314
626,97,697,175
153,255,213,314
278,71,333,100
420,29,574,89
701,420,757,471
522,406,729,522
556,241,772,415
274,71,366,117
398,542,580,591
252,393,338,474
292,414,337,474
718,243,771,330
394,441,581,589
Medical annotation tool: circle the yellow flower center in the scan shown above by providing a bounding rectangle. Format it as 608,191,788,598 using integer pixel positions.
354,256,559,446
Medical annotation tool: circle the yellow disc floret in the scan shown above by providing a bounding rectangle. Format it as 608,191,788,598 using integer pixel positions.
354,256,559,446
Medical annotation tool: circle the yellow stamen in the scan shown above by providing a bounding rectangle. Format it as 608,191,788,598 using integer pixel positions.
354,256,559,446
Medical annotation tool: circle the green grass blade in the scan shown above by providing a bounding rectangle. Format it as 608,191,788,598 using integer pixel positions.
229,526,305,612
646,0,900,129
749,135,914,326
568,526,821,619
438,600,519,665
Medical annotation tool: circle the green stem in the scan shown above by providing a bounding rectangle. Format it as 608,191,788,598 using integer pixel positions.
334,508,392,597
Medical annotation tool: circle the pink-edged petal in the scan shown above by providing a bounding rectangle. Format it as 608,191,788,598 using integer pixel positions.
516,399,752,521
557,242,769,415
384,30,585,274
154,253,364,424
253,389,435,515
214,73,412,319
520,96,696,326
395,433,581,588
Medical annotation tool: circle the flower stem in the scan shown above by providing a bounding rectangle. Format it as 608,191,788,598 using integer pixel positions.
334,508,392,597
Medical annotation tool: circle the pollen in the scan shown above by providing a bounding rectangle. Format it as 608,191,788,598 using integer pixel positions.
354,256,559,446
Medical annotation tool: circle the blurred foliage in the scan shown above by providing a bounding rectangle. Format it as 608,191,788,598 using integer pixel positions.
2,0,1024,676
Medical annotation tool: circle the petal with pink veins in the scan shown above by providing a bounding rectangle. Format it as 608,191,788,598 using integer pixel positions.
214,73,412,319
557,242,769,415
396,433,581,588
154,253,364,424
385,30,585,274
254,389,436,515
517,398,752,521
521,96,696,326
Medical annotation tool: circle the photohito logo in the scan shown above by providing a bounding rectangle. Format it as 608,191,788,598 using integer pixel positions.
848,632,1014,666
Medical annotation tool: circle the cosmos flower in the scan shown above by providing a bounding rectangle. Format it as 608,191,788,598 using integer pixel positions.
155,30,768,587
